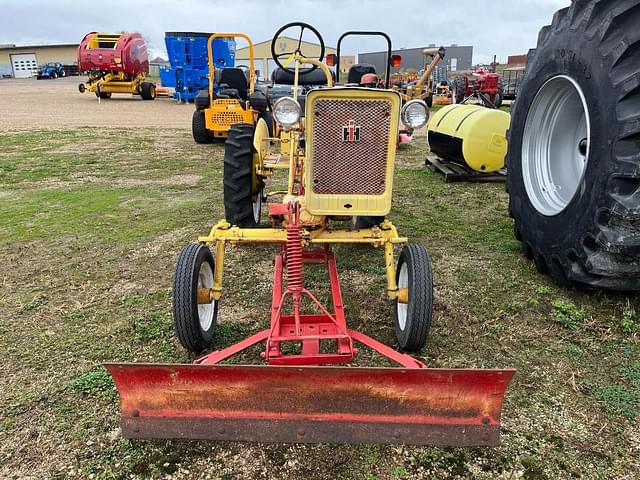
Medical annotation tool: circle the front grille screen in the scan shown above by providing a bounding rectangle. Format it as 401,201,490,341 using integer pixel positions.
311,99,392,195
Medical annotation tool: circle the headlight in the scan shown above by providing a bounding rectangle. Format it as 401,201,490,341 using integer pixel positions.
272,97,301,130
400,99,430,129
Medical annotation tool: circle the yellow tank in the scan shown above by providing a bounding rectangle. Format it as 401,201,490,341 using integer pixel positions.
427,104,511,173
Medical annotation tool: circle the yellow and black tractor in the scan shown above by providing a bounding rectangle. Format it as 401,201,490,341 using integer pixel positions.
107,22,514,447
192,33,273,143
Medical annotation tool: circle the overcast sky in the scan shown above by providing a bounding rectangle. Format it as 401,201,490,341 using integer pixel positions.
0,0,570,64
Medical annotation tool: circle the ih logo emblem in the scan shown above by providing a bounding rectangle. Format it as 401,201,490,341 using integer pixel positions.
342,120,361,142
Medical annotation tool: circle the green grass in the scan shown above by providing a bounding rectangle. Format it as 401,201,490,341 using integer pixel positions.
0,129,638,479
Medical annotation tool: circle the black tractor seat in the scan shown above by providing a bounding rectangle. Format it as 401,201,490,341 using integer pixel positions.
271,67,333,86
347,63,376,84
217,68,248,100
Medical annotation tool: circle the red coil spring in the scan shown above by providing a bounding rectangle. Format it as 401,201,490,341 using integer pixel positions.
286,223,304,292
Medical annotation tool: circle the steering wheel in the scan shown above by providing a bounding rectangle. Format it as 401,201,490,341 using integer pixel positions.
271,22,324,73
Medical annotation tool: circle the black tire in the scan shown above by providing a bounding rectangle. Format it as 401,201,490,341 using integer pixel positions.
195,89,210,111
258,111,275,137
60,69,66,77
223,124,262,227
453,77,466,103
192,110,212,144
492,91,503,109
392,244,433,352
51,72,57,79
96,92,111,99
173,244,218,353
506,0,640,291
140,82,156,100
425,95,433,108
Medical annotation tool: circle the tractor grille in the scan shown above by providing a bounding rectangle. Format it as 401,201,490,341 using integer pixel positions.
212,99,246,127
311,99,392,195
212,111,245,126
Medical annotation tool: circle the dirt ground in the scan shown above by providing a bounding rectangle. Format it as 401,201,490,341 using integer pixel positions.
0,77,193,131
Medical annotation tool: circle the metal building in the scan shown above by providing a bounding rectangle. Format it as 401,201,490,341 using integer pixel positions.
358,44,473,74
0,43,79,78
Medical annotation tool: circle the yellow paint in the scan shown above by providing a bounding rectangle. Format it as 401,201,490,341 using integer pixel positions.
81,71,147,95
304,88,400,216
201,33,260,138
428,104,511,173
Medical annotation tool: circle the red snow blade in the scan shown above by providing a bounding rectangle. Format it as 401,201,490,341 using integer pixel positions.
106,363,514,446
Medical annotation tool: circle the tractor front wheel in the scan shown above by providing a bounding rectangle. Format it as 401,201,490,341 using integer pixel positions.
192,110,212,144
223,124,263,227
393,244,433,352
173,244,218,353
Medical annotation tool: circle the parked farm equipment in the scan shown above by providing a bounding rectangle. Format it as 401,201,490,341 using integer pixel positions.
506,0,640,290
77,32,156,100
428,104,510,175
192,33,274,143
452,68,503,108
37,62,65,79
160,32,236,103
107,22,514,446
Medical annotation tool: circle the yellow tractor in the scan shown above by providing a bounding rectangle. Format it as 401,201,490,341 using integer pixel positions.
192,33,273,143
398,47,446,107
107,22,514,445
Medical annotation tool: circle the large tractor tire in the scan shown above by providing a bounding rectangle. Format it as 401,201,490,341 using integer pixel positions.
506,0,640,291
223,124,263,227
192,110,212,144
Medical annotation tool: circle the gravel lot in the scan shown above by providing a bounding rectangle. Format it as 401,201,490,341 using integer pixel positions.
0,77,192,131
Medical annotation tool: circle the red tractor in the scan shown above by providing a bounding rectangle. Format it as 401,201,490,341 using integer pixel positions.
452,68,503,108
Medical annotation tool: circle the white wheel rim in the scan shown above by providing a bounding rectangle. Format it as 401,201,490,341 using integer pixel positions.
397,263,408,331
253,188,262,223
522,75,590,216
197,261,214,331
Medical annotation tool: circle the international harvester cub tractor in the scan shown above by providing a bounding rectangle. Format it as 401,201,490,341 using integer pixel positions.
106,22,514,446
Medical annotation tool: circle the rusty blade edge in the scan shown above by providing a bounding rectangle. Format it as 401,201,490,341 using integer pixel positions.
121,417,503,446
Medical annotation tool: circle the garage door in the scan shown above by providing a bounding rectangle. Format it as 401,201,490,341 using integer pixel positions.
11,53,38,78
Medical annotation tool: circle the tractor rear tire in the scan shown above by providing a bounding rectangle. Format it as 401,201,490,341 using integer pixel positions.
195,89,210,111
393,244,433,352
140,82,156,100
173,243,218,353
506,0,640,291
493,91,503,109
224,124,262,227
192,110,212,144
453,77,465,104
